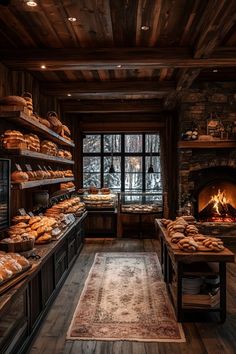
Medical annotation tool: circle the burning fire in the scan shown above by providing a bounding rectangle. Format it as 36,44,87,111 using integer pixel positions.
211,189,228,215
199,188,236,222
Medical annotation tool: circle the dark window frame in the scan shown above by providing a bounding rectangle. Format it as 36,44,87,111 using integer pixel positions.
82,133,161,192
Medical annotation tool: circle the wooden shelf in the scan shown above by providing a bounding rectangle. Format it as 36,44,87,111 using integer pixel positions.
0,109,75,147
3,148,74,165
178,140,236,149
50,187,76,198
11,177,74,190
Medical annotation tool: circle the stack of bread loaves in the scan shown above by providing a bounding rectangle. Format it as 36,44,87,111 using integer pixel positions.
24,134,40,152
44,196,85,218
161,217,224,252
1,130,26,149
41,140,58,156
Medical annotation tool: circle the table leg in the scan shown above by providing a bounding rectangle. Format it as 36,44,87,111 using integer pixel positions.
219,262,226,323
176,262,183,322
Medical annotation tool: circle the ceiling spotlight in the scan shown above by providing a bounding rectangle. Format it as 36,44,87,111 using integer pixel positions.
213,69,218,73
26,1,38,6
40,65,46,69
141,25,150,31
67,93,72,97
68,17,77,22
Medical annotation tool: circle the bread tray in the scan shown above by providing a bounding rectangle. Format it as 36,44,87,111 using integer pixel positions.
0,263,32,295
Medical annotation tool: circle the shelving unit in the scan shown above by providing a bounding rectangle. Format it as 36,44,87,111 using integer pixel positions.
178,140,236,149
0,109,75,147
0,109,76,213
2,149,74,164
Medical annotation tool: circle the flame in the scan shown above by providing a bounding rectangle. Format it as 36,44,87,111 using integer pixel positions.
210,189,228,215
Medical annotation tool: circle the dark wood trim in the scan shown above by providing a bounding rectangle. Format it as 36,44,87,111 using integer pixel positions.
40,81,175,99
2,47,236,70
61,99,162,113
178,140,236,148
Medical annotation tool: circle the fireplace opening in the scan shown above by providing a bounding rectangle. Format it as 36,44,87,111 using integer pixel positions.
198,181,236,222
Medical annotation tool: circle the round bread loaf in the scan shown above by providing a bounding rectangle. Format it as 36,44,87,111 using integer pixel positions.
11,171,29,182
0,96,27,106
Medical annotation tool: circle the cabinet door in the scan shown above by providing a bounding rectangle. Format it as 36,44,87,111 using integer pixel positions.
55,241,68,286
41,257,55,307
0,289,28,354
30,273,42,329
68,232,77,267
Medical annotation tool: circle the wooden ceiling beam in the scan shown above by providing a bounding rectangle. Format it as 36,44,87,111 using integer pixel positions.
194,0,236,59
61,99,162,113
40,81,175,99
164,1,236,110
1,47,236,71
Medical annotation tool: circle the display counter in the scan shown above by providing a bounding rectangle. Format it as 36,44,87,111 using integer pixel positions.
0,212,87,354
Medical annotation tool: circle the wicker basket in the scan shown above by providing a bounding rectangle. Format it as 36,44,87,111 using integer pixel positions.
0,238,35,253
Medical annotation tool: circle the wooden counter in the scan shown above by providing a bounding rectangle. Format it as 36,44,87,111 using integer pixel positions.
0,212,87,354
155,219,235,322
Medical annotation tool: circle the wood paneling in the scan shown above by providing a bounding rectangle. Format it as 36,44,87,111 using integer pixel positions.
0,1,236,111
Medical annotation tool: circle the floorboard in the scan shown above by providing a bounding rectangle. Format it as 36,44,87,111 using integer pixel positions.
28,238,236,354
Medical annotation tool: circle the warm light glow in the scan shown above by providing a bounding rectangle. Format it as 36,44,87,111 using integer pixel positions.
210,189,228,214
141,25,150,31
41,65,46,69
68,17,77,22
130,157,140,170
26,1,38,6
117,65,122,68
67,93,72,97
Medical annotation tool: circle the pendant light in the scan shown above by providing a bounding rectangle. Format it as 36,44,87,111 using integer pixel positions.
148,138,154,173
109,135,115,173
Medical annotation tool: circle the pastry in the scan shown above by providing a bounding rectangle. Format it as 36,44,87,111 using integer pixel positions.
35,233,52,244
11,171,29,182
12,215,30,224
29,216,42,225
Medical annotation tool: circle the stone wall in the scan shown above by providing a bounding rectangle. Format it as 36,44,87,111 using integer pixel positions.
177,87,236,214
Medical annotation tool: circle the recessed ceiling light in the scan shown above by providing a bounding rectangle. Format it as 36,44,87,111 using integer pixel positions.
26,1,38,6
141,25,150,31
68,17,77,22
67,93,72,97
41,65,46,69
213,69,218,73
117,65,122,68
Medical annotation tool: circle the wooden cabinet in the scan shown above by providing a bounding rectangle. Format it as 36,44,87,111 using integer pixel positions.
0,213,86,354
84,210,117,237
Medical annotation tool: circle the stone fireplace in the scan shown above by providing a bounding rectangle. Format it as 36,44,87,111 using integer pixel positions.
178,147,236,238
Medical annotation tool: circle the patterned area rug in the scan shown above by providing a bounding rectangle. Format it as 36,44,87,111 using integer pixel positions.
67,252,185,342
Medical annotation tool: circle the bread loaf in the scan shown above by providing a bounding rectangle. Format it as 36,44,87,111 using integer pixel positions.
11,171,29,182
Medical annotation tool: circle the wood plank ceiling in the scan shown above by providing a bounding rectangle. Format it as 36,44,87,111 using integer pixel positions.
0,0,236,112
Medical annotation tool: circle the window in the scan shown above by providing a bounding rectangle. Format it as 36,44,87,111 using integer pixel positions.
82,133,162,193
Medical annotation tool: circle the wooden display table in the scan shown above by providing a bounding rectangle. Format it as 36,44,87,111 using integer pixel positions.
155,219,235,322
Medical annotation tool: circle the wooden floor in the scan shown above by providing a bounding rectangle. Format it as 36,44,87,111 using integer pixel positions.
28,238,236,354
